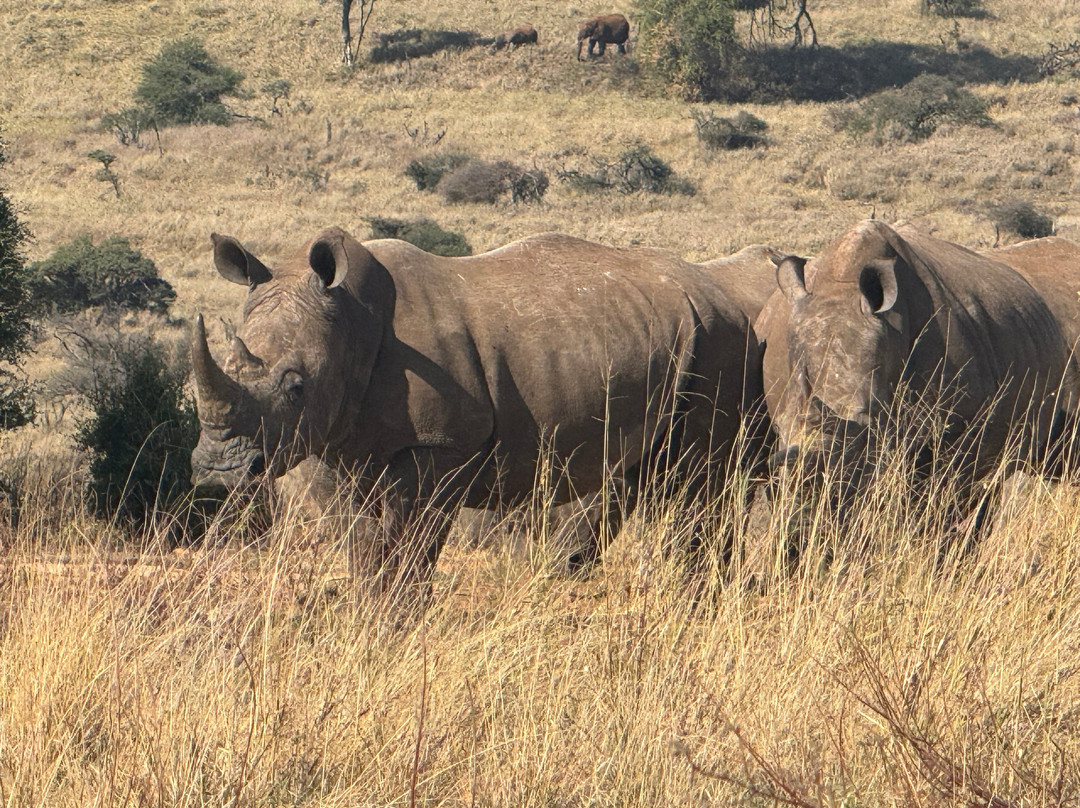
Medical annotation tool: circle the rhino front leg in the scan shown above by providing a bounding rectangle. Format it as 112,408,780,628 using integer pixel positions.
349,449,458,607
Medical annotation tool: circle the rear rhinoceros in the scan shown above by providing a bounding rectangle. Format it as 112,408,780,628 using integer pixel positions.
760,220,1078,537
191,228,767,593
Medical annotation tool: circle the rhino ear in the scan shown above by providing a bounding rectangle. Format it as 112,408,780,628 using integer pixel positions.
777,256,809,304
308,233,351,290
212,234,272,288
859,260,898,315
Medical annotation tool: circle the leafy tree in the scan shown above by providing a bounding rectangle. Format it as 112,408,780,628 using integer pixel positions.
0,132,36,429
635,0,740,99
134,37,244,126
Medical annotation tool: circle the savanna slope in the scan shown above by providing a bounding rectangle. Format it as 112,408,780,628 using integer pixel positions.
2,0,1080,803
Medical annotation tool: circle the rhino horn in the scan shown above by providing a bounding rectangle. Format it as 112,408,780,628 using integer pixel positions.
192,314,245,414
230,336,265,372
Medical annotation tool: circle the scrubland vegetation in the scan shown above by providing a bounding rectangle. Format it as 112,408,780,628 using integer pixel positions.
3,0,1080,803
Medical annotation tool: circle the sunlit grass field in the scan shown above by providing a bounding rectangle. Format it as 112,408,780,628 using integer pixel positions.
4,0,1080,802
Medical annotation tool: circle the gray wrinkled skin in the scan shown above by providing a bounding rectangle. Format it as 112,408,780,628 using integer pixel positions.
192,228,772,591
576,13,629,60
757,220,1079,534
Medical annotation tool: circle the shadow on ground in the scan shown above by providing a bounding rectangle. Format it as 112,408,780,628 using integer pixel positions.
725,40,1041,102
369,29,493,63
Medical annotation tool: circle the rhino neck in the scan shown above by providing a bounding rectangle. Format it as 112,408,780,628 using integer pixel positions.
318,276,397,468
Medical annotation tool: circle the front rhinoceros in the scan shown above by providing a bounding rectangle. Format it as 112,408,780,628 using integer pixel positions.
191,227,768,593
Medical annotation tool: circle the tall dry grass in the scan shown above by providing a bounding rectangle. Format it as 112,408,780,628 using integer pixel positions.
1,427,1079,805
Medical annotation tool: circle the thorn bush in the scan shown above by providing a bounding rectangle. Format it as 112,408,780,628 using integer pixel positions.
437,160,549,204
559,144,696,195
693,109,769,149
635,0,739,100
404,153,475,191
840,73,993,143
72,328,199,529
990,199,1054,239
366,216,473,256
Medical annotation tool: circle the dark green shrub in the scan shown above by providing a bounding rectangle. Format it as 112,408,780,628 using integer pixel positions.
26,235,176,317
405,153,474,191
635,0,739,100
134,37,244,126
437,160,549,204
693,109,768,149
0,134,35,430
367,217,473,256
844,74,993,143
559,144,696,195
73,331,199,528
990,200,1054,239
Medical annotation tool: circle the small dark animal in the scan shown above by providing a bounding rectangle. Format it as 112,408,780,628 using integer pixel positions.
577,13,629,60
493,24,538,51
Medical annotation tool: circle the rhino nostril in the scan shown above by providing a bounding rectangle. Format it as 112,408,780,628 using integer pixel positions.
248,453,266,477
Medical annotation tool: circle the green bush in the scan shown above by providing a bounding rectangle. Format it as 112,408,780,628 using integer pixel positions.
26,235,176,317
693,109,768,149
74,331,199,528
134,37,244,126
405,153,474,191
367,217,473,256
635,0,739,100
0,133,36,429
990,200,1054,239
843,74,993,143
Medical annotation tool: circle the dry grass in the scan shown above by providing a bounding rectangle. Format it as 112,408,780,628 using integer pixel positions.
1,451,1079,805
4,0,1080,803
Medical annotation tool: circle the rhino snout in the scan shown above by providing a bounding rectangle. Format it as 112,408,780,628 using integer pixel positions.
769,444,801,472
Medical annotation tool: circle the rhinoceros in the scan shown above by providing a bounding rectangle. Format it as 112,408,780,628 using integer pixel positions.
758,220,1078,536
191,229,770,593
270,242,782,564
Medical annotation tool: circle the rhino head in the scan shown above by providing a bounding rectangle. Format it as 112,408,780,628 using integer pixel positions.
768,221,916,492
190,227,392,494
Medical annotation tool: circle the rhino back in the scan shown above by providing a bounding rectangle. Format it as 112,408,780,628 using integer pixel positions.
892,226,1069,401
989,237,1080,357
697,244,783,324
364,235,754,495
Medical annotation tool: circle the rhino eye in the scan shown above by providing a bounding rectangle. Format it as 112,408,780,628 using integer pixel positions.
282,371,304,404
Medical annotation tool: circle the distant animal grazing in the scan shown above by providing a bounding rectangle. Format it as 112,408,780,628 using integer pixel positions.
758,220,1079,541
190,230,770,598
577,13,630,60
493,24,538,51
